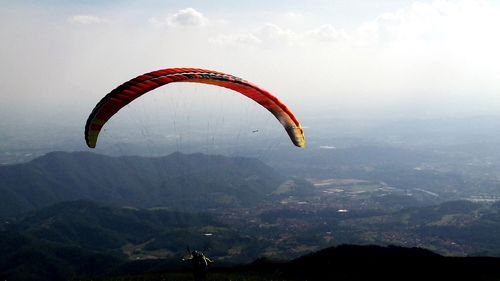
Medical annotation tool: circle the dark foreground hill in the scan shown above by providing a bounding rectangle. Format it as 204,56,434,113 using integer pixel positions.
89,244,500,281
282,244,500,281
0,151,292,216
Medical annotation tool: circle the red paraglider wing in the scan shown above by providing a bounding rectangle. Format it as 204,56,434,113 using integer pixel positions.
85,68,305,148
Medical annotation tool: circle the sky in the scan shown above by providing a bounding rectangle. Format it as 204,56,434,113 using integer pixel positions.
1,0,500,137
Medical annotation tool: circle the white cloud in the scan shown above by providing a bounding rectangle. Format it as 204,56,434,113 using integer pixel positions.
150,8,208,28
306,24,348,42
354,0,500,47
256,24,297,45
68,15,106,25
211,24,298,48
210,33,261,47
169,7,207,26
212,0,499,53
212,22,350,49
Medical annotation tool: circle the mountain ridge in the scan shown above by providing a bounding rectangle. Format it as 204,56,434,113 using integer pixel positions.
0,151,289,216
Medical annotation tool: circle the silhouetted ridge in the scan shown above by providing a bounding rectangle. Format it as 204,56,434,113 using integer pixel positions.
282,244,500,281
296,244,441,260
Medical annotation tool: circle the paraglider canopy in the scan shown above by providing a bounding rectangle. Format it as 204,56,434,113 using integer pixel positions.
85,68,305,148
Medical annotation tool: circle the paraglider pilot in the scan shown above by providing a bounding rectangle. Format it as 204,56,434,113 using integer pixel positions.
182,250,214,281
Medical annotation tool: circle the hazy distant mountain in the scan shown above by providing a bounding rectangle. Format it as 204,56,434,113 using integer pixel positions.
0,151,288,216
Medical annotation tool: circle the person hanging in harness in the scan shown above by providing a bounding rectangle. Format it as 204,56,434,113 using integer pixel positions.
182,250,214,281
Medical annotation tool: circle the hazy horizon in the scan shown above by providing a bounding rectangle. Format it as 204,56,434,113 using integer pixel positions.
1,0,500,154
